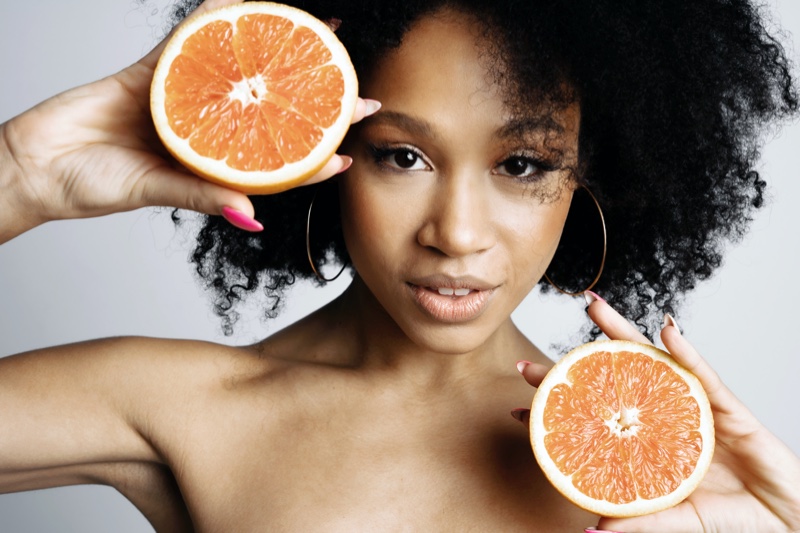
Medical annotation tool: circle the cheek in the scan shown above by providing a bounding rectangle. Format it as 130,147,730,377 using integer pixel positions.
339,176,414,272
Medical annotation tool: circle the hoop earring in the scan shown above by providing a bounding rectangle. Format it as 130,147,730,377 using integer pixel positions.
306,191,347,283
543,185,607,296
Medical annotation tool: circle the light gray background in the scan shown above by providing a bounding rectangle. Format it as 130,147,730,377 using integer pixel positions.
0,1,798,531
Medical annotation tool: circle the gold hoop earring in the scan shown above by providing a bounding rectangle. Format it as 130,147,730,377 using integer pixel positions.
543,185,607,296
306,191,347,283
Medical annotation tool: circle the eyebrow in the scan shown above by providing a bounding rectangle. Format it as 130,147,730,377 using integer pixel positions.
496,116,566,140
364,110,566,141
365,111,438,140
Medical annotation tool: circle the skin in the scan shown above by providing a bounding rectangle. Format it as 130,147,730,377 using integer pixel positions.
1,1,799,532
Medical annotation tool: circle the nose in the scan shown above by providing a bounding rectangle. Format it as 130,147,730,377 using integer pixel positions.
416,175,496,257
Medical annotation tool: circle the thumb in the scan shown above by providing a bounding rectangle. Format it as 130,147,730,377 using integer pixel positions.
595,499,704,532
509,361,550,425
517,360,550,388
133,167,257,223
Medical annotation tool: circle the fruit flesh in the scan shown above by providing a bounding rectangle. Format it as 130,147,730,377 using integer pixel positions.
163,14,346,172
542,350,704,505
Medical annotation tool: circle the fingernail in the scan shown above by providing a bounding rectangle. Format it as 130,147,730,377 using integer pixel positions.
663,312,681,334
583,290,605,306
221,206,264,232
336,155,353,174
510,408,529,423
584,529,626,533
363,98,382,116
325,18,342,31
516,360,532,374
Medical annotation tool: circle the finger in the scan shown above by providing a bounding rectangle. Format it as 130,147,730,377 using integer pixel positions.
298,155,353,187
132,166,255,220
584,292,652,345
324,18,342,32
661,317,800,527
352,98,382,124
516,361,550,388
510,408,530,425
298,98,380,186
660,320,754,424
511,361,549,425
595,499,704,532
138,0,244,70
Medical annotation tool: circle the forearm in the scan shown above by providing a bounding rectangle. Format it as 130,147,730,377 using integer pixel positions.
0,120,47,244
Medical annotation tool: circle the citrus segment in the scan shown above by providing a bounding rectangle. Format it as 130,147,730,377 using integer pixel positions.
233,15,293,78
151,2,358,193
530,340,714,517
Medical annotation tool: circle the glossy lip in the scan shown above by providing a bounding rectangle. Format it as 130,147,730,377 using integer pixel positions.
406,274,498,323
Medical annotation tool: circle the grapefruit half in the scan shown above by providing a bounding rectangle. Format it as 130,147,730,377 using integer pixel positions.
150,2,358,194
530,340,714,517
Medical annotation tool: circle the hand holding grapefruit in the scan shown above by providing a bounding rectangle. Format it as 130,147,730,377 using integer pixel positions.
2,0,376,242
517,297,800,530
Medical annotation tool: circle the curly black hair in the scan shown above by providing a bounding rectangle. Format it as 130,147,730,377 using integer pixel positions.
168,0,797,338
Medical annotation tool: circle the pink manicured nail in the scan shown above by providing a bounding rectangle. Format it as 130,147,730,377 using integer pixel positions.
516,360,532,374
663,312,681,334
336,155,353,174
510,408,529,422
363,98,382,116
221,206,264,232
583,290,606,306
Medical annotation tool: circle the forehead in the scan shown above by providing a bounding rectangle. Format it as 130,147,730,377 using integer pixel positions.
361,8,580,142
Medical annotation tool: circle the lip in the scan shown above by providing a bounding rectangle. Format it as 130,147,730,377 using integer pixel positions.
406,274,498,323
407,274,497,291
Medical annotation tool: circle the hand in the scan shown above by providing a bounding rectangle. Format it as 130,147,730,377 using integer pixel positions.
0,0,377,242
515,293,800,533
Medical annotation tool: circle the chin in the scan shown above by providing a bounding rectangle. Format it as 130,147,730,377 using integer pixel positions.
401,321,500,356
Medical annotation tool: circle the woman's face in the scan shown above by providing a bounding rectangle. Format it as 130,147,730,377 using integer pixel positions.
339,9,580,354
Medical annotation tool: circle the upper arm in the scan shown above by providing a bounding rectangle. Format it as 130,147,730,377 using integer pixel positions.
0,336,231,493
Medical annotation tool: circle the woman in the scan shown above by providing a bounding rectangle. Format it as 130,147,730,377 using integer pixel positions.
1,0,799,531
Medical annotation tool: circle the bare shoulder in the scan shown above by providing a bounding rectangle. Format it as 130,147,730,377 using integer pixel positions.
0,334,283,501
88,335,276,383
0,335,283,456
5,335,275,391
66,336,285,419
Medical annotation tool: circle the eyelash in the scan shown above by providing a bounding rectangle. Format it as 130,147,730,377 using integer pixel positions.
368,143,430,173
367,143,558,182
495,153,559,182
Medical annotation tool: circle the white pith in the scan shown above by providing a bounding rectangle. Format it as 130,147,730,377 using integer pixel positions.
228,74,269,108
606,406,642,437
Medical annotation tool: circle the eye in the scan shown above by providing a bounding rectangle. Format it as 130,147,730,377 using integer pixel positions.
496,156,543,179
369,144,431,172
389,150,424,169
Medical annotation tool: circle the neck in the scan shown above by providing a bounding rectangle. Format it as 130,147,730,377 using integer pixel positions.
314,276,529,391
